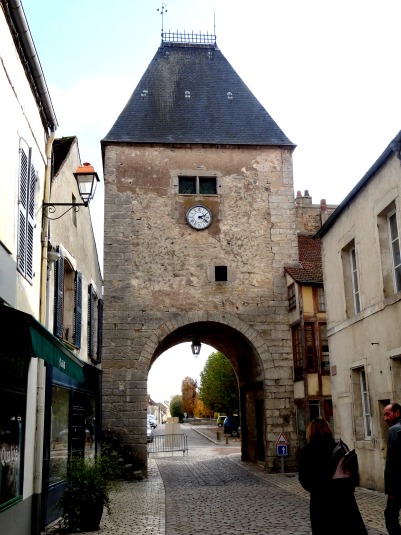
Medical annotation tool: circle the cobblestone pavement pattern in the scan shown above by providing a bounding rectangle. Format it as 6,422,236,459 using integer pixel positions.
47,425,387,535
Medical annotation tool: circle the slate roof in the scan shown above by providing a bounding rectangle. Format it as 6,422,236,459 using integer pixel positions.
103,42,294,146
285,235,323,285
52,137,76,176
316,130,401,238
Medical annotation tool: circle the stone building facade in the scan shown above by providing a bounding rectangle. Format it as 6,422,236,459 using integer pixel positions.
102,35,300,472
317,131,401,491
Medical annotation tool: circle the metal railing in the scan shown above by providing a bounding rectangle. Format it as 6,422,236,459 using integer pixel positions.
162,30,216,46
148,434,188,456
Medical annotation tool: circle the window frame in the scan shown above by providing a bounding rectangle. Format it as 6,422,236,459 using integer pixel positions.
288,284,296,311
292,324,303,380
350,246,361,314
387,210,401,293
360,368,372,439
178,175,217,195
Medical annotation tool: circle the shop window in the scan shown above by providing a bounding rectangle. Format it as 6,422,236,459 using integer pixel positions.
288,284,296,310
17,138,37,283
0,390,25,508
178,175,217,195
49,386,70,485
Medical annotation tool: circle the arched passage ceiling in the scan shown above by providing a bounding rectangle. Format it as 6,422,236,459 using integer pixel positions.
149,321,264,386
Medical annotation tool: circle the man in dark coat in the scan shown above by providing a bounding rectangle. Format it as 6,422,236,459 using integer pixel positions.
384,403,401,534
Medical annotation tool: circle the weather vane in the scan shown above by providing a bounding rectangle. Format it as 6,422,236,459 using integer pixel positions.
157,2,167,35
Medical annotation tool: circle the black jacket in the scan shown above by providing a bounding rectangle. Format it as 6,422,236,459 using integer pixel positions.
385,417,401,496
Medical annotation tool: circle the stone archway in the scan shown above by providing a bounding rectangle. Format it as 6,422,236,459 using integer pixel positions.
102,311,294,473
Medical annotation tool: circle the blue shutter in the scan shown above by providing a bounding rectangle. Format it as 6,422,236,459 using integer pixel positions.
26,163,37,282
96,299,103,363
54,248,64,338
17,141,37,283
88,284,95,359
17,145,29,276
73,271,83,348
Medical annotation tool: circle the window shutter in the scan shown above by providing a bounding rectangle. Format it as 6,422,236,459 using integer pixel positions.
97,299,103,363
88,284,95,359
54,248,64,338
17,145,29,275
73,271,83,348
26,163,37,282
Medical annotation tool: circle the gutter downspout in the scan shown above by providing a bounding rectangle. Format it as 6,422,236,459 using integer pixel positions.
7,0,58,131
32,132,55,533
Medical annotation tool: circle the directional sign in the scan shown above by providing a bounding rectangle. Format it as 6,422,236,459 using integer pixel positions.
277,444,288,456
276,432,289,445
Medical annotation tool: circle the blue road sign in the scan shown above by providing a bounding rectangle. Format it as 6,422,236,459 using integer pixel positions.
277,444,288,456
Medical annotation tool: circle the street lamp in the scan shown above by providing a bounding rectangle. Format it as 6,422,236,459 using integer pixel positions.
191,340,202,356
43,162,100,218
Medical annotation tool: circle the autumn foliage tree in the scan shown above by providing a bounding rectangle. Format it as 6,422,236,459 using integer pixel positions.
199,351,239,415
181,376,197,417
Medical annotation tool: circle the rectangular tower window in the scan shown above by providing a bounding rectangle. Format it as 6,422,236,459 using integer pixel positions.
215,266,227,282
178,176,217,195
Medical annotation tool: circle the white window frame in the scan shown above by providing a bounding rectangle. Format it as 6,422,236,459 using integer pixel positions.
388,210,401,293
350,246,361,314
360,368,372,439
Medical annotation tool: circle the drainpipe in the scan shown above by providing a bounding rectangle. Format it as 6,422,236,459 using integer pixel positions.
32,132,55,533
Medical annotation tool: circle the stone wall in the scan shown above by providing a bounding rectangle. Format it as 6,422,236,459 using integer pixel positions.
102,142,299,470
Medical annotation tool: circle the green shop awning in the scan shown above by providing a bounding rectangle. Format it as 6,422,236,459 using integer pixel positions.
0,303,85,382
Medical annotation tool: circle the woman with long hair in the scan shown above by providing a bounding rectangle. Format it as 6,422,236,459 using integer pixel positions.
299,417,367,535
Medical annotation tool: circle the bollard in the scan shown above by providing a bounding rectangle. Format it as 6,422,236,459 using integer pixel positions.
225,434,229,445
217,431,221,441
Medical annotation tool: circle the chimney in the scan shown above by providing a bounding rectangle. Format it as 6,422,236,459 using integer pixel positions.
320,199,328,224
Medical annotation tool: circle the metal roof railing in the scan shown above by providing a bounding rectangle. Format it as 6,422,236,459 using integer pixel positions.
162,30,216,45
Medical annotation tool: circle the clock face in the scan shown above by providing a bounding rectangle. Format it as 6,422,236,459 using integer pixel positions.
186,205,212,230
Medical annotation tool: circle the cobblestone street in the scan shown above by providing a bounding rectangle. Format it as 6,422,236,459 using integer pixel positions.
50,425,388,535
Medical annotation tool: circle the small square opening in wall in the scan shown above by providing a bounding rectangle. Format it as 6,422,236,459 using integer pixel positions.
215,266,228,282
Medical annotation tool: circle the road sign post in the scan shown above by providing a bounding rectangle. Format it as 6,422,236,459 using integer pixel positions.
276,433,289,473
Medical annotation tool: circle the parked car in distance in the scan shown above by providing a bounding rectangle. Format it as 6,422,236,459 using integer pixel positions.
223,415,240,437
216,415,226,428
147,415,157,428
147,422,153,442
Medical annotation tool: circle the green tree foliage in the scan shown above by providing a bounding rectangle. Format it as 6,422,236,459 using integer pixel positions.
181,376,197,417
170,395,184,420
199,352,239,415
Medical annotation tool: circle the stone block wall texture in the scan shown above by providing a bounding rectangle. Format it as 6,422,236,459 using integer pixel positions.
103,143,299,470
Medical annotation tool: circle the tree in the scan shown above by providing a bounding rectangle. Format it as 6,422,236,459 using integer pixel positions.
170,395,184,420
193,397,211,418
181,376,197,417
199,352,239,415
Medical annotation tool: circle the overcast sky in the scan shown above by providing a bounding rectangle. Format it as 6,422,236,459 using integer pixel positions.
22,0,401,401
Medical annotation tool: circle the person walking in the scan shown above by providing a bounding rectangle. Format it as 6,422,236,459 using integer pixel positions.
383,403,401,534
299,417,367,535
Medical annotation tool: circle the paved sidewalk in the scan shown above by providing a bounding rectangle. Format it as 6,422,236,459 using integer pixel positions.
47,426,388,534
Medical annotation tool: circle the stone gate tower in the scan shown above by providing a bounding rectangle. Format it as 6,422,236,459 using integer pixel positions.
101,33,298,472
